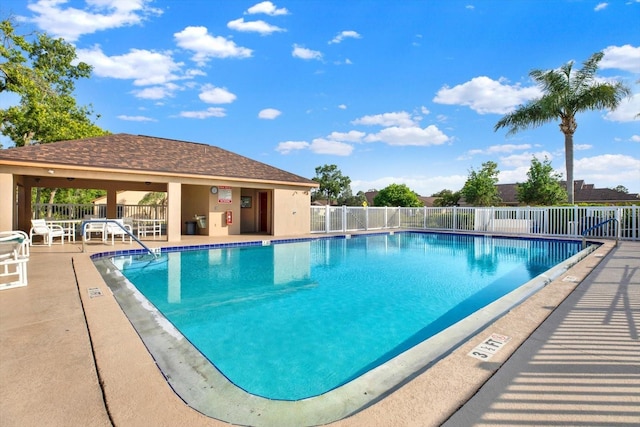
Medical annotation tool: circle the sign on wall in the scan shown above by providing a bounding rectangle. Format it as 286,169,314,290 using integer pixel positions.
218,186,232,204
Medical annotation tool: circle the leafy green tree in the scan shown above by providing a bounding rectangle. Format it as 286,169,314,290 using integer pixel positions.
312,164,351,205
1,19,108,147
139,192,167,205
337,189,366,206
373,183,423,207
495,52,631,204
517,156,567,206
460,161,501,206
431,189,461,207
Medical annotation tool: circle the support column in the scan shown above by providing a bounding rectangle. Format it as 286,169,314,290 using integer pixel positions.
167,182,182,242
106,189,117,218
0,173,14,230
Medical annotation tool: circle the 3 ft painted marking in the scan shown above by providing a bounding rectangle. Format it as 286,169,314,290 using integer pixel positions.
88,287,103,298
468,333,511,360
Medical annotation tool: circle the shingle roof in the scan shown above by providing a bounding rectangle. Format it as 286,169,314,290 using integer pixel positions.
0,133,316,185
497,181,639,204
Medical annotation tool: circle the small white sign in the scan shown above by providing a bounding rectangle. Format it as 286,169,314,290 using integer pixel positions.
468,333,511,360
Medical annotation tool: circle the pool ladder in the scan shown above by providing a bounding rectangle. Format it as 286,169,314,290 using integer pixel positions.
81,219,159,258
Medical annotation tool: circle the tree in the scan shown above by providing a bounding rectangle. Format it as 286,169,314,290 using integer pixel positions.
431,189,461,207
1,19,108,147
517,156,567,206
460,161,501,206
373,183,423,207
613,185,628,194
494,52,631,204
337,189,367,206
312,164,351,205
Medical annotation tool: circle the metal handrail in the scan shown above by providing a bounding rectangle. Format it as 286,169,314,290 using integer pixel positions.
81,219,158,258
581,218,620,249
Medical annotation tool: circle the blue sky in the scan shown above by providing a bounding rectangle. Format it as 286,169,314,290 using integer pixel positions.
3,0,640,195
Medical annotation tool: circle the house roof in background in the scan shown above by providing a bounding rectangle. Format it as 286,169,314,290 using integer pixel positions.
0,133,316,185
497,181,639,204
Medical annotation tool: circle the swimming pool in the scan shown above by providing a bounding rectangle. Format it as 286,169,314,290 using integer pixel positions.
95,232,594,425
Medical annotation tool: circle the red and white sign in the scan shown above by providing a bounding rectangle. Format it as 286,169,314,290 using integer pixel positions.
218,186,232,204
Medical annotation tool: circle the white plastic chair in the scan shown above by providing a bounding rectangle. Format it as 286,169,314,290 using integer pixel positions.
83,219,106,242
29,219,65,246
105,219,133,245
0,230,29,289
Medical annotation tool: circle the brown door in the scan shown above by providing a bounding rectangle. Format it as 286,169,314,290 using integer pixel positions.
259,192,268,232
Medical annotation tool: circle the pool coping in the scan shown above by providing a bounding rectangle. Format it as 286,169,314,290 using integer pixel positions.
90,231,601,427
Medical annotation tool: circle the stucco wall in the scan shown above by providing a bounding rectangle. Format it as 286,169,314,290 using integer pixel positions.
272,188,311,236
0,173,14,230
181,185,209,235
208,186,242,236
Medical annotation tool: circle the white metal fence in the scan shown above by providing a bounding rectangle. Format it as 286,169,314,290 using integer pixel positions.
32,203,167,220
31,203,638,241
311,205,639,241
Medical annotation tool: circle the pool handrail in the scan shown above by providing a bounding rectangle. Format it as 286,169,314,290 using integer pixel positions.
81,219,158,258
581,217,619,249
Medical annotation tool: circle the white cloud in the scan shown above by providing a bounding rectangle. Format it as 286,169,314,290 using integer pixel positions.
465,144,533,157
499,151,555,168
630,135,640,142
309,138,354,156
246,1,289,16
199,85,237,104
258,108,282,119
594,2,609,11
25,0,162,42
352,111,416,127
276,138,353,156
364,125,450,146
604,93,640,122
174,26,252,65
574,144,593,151
338,104,347,110
292,44,322,60
227,18,285,35
600,45,640,73
327,131,366,142
179,107,226,119
117,115,157,122
433,76,542,114
276,141,309,154
77,46,184,87
575,154,640,186
329,30,362,44
132,84,179,100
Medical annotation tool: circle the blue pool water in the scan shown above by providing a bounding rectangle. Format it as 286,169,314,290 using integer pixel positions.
112,232,582,401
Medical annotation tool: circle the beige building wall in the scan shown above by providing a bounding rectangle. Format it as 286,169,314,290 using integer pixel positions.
272,188,311,236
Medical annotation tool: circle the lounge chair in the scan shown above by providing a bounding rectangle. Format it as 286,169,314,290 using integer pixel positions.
0,230,30,289
105,219,133,245
83,219,106,242
29,219,65,246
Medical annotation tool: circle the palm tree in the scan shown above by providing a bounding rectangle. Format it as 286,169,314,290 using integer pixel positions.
494,52,631,204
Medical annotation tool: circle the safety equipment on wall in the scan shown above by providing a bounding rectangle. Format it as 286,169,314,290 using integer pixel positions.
225,210,233,225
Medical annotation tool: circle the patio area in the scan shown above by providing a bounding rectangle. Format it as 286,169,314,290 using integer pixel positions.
0,235,638,426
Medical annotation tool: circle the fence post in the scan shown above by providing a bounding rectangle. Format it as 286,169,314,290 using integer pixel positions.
423,206,427,230
325,205,330,234
453,206,458,231
342,206,347,232
365,206,369,231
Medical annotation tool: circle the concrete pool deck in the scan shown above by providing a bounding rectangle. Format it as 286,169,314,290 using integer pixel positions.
1,235,638,426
